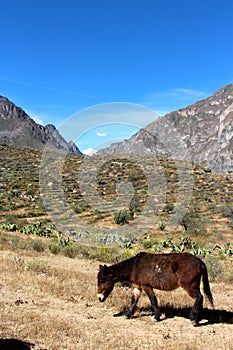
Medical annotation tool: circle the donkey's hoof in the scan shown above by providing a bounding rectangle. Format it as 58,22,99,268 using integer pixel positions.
125,313,131,320
191,320,199,327
153,315,161,322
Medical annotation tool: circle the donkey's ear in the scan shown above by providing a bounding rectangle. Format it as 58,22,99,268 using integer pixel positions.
103,264,108,273
99,264,103,270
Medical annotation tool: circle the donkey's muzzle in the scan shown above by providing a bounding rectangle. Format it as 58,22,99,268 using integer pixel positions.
97,293,105,302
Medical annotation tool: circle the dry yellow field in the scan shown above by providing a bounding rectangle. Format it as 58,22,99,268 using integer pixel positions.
0,248,233,350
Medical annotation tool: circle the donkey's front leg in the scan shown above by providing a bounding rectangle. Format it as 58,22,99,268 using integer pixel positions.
143,286,161,322
125,287,142,319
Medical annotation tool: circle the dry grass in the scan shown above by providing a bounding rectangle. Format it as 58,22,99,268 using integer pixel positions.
0,143,232,349
0,247,233,350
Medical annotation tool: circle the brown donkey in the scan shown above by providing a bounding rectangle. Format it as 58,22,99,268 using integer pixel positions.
97,252,214,326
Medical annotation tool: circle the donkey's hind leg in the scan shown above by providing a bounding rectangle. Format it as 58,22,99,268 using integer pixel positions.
125,287,142,319
186,287,203,326
143,286,161,322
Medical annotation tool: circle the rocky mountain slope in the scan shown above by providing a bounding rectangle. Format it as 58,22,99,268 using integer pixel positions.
99,85,233,172
0,95,82,155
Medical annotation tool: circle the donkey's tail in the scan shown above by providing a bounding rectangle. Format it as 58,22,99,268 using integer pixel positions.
202,262,214,307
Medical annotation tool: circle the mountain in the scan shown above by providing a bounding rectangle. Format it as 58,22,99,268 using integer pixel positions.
0,96,82,155
99,84,233,172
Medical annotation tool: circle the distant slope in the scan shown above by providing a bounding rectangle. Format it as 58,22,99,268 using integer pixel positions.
99,85,233,172
0,95,82,155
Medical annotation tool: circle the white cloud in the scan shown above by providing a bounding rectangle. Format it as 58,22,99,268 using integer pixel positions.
82,148,97,155
142,88,209,113
96,132,107,137
168,88,209,101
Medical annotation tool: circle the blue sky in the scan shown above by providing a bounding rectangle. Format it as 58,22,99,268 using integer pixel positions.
0,0,233,154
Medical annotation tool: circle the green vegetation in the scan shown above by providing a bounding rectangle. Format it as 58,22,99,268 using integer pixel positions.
0,144,232,282
113,209,134,225
0,222,17,231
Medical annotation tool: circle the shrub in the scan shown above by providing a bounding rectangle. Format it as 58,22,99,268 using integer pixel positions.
49,242,61,255
158,220,166,231
5,214,17,224
162,203,174,214
142,239,153,249
25,189,35,196
204,256,224,282
180,212,207,234
73,200,89,213
221,205,233,218
32,239,45,252
90,246,119,263
113,209,134,225
121,235,136,248
62,243,78,258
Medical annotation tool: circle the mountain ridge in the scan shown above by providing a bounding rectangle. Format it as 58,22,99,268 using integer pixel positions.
98,84,233,172
0,95,82,155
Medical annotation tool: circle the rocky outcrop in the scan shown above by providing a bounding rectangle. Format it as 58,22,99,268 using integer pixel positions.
0,96,82,155
99,85,233,172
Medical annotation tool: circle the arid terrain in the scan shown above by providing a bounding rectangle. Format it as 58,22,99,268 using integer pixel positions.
0,145,232,349
0,241,232,350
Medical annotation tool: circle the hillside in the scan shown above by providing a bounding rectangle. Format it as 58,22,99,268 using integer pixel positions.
0,144,232,249
0,95,82,155
99,85,233,172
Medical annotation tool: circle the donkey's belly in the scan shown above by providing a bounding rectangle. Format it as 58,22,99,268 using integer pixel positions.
151,271,179,291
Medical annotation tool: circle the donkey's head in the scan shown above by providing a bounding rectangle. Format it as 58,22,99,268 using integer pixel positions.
97,264,114,302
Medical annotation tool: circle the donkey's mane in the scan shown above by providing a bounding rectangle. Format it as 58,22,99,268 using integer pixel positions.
109,252,144,272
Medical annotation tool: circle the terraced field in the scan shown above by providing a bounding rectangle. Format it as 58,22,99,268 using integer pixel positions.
0,144,232,243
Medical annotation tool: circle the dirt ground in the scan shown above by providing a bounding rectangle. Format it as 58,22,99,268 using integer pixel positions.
0,249,233,350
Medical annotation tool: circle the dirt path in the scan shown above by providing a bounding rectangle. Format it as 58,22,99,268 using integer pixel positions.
0,250,232,349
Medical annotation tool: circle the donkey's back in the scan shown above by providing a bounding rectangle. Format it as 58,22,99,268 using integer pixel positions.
131,252,205,291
